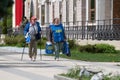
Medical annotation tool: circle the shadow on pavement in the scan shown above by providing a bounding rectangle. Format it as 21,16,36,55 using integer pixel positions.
0,62,66,68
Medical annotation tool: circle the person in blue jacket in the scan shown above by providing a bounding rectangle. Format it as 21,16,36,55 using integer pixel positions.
48,18,66,60
24,16,41,61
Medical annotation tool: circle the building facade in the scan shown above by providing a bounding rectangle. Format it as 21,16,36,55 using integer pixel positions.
11,0,120,48
13,0,120,27
37,0,114,26
23,0,120,26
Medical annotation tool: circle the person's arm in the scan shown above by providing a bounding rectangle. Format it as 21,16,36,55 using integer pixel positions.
61,23,66,40
36,22,41,33
24,22,30,36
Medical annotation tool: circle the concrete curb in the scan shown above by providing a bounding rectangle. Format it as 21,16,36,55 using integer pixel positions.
54,75,76,80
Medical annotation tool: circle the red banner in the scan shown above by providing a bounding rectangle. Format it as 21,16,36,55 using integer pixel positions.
15,0,23,27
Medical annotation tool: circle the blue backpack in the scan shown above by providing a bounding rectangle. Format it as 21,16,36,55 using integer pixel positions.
50,24,65,42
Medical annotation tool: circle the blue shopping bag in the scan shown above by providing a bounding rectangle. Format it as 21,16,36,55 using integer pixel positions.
62,41,71,57
25,33,31,43
45,41,54,54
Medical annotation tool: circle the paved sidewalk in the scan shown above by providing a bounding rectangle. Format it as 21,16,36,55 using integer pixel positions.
0,47,120,80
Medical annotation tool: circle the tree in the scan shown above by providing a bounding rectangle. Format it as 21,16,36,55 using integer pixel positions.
0,0,13,34
0,0,13,18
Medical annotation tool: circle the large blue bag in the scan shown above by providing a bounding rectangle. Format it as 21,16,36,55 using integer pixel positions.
62,41,71,57
45,41,54,54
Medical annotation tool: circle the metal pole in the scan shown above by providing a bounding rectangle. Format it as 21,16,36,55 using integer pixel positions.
40,35,42,60
21,43,26,61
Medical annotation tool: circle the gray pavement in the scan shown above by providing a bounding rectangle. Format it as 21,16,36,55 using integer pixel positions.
0,47,120,80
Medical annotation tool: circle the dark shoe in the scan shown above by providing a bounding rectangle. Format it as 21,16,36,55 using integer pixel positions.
33,59,36,62
54,57,56,60
55,57,59,61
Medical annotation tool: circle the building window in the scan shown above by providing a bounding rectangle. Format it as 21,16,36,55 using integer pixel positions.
41,5,45,25
66,0,69,24
89,0,95,21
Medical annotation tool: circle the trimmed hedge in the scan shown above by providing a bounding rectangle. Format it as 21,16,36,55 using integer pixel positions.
79,44,116,53
4,35,47,48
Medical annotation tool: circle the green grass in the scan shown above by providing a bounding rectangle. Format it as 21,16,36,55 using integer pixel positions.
60,49,120,62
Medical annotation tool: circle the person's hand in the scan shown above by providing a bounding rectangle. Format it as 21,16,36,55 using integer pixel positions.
39,31,42,35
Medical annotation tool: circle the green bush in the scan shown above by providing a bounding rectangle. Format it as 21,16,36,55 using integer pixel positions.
4,35,25,46
94,44,116,53
15,35,25,47
4,35,47,48
37,38,47,49
5,35,17,45
79,44,95,53
79,44,116,53
68,39,76,49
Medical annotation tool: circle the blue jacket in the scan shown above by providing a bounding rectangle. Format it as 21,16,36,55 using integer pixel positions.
24,22,41,36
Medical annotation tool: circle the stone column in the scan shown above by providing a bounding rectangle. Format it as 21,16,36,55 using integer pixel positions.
62,0,66,23
33,0,39,18
69,0,73,26
86,0,89,22
76,0,82,26
96,0,105,25
25,0,31,20
45,2,49,25
76,0,82,21
12,0,15,28
54,1,60,18
49,2,53,23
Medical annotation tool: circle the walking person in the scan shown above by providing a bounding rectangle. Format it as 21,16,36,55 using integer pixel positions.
48,18,66,60
24,16,41,61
